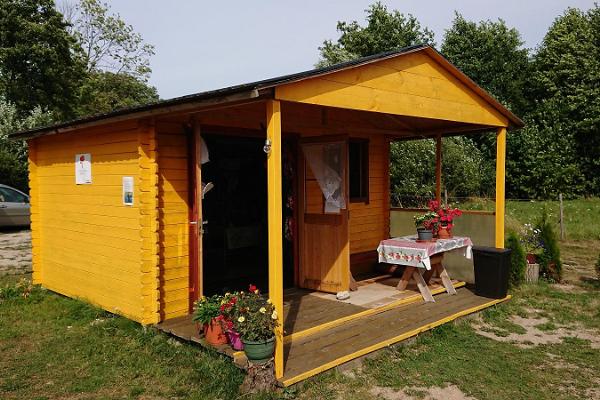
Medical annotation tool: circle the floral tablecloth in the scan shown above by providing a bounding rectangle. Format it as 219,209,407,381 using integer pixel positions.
377,236,473,270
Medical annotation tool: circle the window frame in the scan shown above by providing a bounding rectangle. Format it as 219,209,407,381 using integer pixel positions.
348,138,370,204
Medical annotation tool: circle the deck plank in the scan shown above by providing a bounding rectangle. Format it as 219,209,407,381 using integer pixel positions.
283,290,366,334
282,288,499,380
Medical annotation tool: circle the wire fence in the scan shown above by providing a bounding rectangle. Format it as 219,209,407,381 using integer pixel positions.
390,195,540,210
391,194,572,240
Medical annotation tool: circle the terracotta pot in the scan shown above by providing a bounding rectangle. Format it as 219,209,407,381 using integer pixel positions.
437,225,452,239
205,318,228,345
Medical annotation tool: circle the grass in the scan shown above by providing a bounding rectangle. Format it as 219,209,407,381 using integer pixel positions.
2,242,599,399
457,198,600,240
0,278,246,399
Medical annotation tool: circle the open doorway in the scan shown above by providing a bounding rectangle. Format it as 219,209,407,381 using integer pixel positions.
201,133,268,294
199,133,296,295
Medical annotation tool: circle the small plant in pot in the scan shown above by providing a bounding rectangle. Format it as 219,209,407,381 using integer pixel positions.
218,292,244,351
414,211,438,241
192,294,228,346
232,284,279,364
427,200,462,238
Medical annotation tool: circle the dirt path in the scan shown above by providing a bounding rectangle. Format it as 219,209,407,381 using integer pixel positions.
0,229,32,275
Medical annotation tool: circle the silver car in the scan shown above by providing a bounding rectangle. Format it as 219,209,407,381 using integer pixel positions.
0,184,30,227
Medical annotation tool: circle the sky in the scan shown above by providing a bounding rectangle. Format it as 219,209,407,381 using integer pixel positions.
103,1,597,99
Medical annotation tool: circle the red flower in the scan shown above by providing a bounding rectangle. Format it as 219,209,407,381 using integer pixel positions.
248,284,257,293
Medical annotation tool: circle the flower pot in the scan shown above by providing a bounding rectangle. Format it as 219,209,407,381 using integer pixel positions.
526,263,539,283
205,318,228,346
416,227,433,241
242,337,275,364
526,253,538,265
226,330,244,351
437,225,452,239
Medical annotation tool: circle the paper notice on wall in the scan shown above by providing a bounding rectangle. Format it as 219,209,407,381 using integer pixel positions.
75,153,92,184
122,176,134,206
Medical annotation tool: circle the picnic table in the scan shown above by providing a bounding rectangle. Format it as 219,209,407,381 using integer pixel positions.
377,235,473,302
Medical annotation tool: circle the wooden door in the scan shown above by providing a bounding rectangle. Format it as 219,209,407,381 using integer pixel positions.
298,138,350,293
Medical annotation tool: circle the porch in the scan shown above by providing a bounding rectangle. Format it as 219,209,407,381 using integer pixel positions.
157,281,509,386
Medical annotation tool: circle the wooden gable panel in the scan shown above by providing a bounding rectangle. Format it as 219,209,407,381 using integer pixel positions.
275,52,508,128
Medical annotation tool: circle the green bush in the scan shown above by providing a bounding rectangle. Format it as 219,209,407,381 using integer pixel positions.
537,212,562,282
505,231,527,287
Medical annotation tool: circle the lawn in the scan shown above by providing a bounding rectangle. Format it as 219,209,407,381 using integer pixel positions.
458,197,600,240
1,201,599,399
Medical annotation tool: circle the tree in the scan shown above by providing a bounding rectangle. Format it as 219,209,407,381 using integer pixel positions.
317,2,435,67
531,6,600,196
389,137,488,207
0,0,85,118
441,14,533,198
0,99,54,192
76,71,159,116
64,0,155,80
441,13,531,116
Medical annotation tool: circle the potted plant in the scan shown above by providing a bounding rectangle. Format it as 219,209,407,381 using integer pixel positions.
232,284,279,364
192,294,228,346
427,200,462,238
413,211,438,241
218,292,244,351
519,223,543,282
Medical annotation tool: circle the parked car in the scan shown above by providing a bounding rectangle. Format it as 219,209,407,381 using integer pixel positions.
0,184,30,227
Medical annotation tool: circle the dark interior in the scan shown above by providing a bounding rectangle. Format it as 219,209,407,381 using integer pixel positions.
201,133,295,295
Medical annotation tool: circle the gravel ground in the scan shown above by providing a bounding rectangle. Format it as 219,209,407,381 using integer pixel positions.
0,229,32,275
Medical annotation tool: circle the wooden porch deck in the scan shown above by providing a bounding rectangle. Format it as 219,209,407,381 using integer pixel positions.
156,283,509,386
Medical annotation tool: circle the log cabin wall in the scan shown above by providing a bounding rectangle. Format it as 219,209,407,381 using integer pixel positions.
28,120,158,323
155,121,190,321
348,133,390,275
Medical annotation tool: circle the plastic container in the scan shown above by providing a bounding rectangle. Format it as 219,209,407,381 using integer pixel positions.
472,246,512,299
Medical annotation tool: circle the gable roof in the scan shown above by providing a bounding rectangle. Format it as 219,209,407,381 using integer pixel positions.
10,44,523,140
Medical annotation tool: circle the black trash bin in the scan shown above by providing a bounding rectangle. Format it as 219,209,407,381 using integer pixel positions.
472,246,512,299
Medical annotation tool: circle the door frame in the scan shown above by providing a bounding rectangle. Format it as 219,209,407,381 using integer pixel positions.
187,121,203,312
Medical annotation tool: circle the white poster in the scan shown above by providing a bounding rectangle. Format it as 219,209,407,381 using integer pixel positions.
75,153,92,184
122,176,134,206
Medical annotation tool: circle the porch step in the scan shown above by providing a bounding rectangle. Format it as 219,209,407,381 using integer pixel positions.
279,287,510,386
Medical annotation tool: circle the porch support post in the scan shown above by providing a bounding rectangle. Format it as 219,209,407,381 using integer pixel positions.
266,99,284,379
435,134,442,203
495,127,507,248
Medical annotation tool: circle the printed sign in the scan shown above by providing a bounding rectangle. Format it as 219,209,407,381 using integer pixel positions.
123,176,134,206
75,153,92,184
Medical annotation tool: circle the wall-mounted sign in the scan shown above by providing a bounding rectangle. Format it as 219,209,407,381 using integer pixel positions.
123,176,134,206
75,153,92,184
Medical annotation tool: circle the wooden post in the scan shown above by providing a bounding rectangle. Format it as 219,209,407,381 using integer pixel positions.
495,127,507,248
266,100,284,379
559,193,565,240
190,120,203,306
435,134,442,203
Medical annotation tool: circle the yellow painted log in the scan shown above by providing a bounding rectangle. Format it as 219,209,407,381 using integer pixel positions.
495,127,507,248
266,99,284,379
435,134,442,203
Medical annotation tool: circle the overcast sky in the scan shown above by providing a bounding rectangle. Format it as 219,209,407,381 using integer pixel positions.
104,1,597,99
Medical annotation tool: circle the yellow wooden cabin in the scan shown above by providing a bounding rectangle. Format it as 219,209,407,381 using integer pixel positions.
12,45,523,385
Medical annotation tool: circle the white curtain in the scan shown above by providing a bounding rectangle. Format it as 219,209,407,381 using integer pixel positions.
301,142,346,214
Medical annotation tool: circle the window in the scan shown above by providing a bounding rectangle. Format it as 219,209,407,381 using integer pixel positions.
349,139,369,202
0,187,27,203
